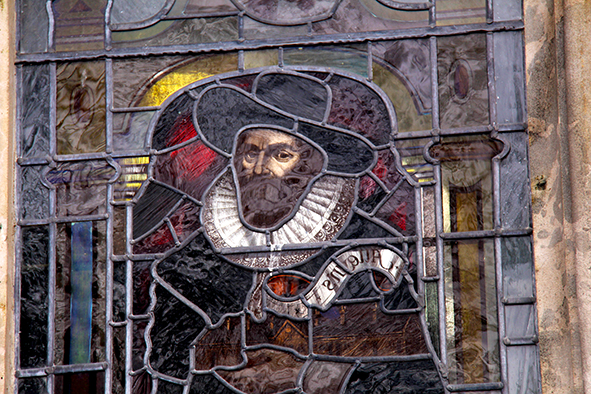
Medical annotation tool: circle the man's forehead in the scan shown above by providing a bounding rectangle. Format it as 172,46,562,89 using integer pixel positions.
241,128,298,148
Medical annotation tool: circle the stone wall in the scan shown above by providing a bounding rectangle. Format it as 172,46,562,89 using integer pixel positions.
526,0,591,391
0,0,587,392
0,0,14,393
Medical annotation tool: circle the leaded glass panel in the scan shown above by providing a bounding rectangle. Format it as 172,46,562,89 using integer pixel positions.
15,0,538,393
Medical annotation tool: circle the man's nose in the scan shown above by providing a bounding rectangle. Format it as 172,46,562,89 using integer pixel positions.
253,151,268,175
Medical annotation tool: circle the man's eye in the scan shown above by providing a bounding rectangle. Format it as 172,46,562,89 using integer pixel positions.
244,151,258,162
275,150,294,162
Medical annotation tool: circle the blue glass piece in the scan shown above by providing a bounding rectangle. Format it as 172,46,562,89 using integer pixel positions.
502,237,534,299
19,0,49,54
506,346,541,394
20,64,50,157
69,222,93,364
20,226,49,369
493,0,523,22
505,304,536,339
493,31,526,125
500,132,531,229
19,378,48,394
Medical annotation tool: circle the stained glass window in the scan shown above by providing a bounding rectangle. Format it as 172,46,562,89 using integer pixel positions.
15,0,538,393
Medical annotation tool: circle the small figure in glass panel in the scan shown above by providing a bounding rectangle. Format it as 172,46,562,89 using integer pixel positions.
132,69,445,393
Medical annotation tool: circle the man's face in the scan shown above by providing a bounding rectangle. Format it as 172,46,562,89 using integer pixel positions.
234,128,324,229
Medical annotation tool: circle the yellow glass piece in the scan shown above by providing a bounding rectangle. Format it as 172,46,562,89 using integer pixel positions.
359,0,429,22
436,0,486,26
372,62,432,133
123,174,148,181
120,157,150,165
138,54,238,106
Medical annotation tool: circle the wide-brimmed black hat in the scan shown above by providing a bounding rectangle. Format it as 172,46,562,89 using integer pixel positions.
151,69,396,176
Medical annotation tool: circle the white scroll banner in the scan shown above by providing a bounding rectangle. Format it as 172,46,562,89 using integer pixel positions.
265,248,406,317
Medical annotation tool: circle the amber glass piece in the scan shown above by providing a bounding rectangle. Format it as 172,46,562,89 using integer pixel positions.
431,136,502,232
313,303,428,357
54,222,107,365
436,0,486,26
57,61,106,155
52,0,107,51
444,240,500,384
438,34,489,129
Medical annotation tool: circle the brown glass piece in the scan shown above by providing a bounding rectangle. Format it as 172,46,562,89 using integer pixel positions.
217,348,304,394
303,361,353,394
437,34,489,129
52,0,107,52
234,128,324,229
56,62,106,155
47,160,114,217
246,313,309,355
313,303,428,357
194,316,242,370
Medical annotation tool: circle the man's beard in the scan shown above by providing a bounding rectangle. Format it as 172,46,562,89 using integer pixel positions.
238,174,311,228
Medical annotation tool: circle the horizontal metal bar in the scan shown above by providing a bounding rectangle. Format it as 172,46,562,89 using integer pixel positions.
110,106,160,113
447,382,504,392
421,276,440,282
110,151,151,158
394,125,494,140
19,214,109,226
439,227,532,240
216,236,418,255
311,353,433,363
503,336,538,346
16,21,524,64
17,157,51,166
497,122,527,132
502,296,536,305
52,152,110,162
16,362,109,378
161,11,241,20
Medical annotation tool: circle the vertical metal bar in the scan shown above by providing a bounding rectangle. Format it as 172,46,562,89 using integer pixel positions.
487,31,508,394
104,0,114,51
487,33,498,132
429,0,436,28
105,59,114,154
13,64,23,393
415,186,425,298
46,0,55,51
429,35,448,377
104,180,115,394
238,13,244,41
125,204,134,394
278,47,284,68
238,50,245,72
486,0,494,24
367,41,373,82
47,61,58,394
